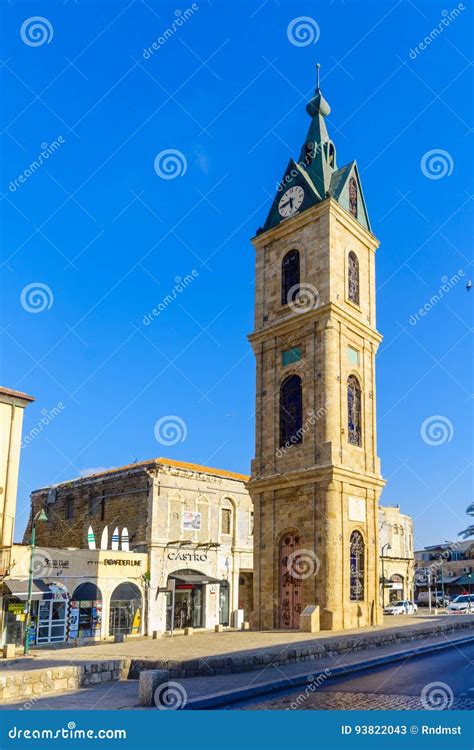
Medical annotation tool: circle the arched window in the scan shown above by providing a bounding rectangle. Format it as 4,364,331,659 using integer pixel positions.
328,142,335,168
350,531,365,601
71,583,102,639
109,582,142,637
348,251,359,305
281,250,300,305
347,375,362,446
349,176,358,218
279,375,303,448
220,498,234,537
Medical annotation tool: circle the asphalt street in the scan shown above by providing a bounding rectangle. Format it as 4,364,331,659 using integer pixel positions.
233,640,474,710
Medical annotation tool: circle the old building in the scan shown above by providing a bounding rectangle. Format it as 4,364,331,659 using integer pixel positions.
3,545,147,646
414,540,474,600
26,458,254,638
0,387,35,576
379,504,415,605
248,68,385,631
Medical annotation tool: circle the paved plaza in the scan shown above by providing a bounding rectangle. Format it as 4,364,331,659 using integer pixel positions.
0,614,472,710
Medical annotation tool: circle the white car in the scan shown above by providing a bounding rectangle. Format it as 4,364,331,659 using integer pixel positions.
384,600,417,615
447,594,474,614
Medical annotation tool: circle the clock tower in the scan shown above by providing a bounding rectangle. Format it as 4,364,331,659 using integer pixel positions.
248,67,385,631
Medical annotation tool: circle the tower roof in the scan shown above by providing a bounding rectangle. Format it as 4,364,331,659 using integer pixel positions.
260,64,371,234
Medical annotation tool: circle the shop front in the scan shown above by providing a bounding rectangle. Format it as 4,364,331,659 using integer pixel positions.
165,570,222,630
1,545,148,648
2,579,69,646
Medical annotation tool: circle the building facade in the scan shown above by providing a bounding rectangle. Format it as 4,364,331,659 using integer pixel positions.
248,71,385,631
414,540,474,600
0,387,35,577
26,458,254,640
379,504,415,605
2,545,147,646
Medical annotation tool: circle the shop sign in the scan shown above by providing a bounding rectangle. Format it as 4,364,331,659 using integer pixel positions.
167,550,208,562
87,559,142,567
182,511,201,531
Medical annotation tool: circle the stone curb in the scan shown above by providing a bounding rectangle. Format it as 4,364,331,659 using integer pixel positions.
183,633,474,710
125,619,474,679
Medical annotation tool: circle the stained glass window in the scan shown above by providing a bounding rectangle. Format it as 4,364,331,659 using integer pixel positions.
349,176,358,218
279,375,303,448
350,531,365,601
348,251,360,305
281,250,300,305
347,375,362,446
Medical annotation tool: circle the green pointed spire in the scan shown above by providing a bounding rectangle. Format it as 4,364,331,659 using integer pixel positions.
298,63,336,199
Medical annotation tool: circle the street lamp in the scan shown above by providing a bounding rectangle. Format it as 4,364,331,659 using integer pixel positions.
23,508,48,655
381,543,392,609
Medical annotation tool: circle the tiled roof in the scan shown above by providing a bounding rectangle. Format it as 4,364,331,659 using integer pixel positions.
32,457,250,491
0,386,35,402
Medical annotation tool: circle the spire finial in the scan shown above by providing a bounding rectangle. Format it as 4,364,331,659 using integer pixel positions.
316,63,320,90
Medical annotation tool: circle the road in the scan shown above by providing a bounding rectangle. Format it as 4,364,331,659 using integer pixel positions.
233,641,474,710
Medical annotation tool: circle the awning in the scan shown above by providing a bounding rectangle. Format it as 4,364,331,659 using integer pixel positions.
453,575,474,587
168,573,223,586
3,579,53,601
440,576,461,585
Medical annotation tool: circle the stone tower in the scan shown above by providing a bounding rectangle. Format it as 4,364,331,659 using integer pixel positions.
248,68,385,631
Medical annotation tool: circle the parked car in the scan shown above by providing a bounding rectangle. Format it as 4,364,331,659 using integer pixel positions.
384,600,417,615
447,594,474,614
416,591,449,608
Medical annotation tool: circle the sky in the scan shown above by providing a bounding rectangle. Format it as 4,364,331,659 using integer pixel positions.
0,0,472,548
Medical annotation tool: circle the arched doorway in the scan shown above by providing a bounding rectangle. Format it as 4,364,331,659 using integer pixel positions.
36,582,69,645
71,582,102,639
279,532,303,629
390,574,404,602
109,582,142,636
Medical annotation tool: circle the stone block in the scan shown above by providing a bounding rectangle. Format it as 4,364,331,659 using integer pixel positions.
2,644,16,659
214,624,224,633
300,605,320,633
184,627,193,636
139,670,170,707
114,634,126,643
2,685,20,700
241,621,250,630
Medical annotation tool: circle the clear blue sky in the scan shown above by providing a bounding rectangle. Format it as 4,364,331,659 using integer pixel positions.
1,0,472,547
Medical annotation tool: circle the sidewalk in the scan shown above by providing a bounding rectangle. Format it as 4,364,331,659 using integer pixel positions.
0,627,472,710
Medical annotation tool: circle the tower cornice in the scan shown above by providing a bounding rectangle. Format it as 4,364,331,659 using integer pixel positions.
252,197,379,252
248,301,383,346
247,463,386,493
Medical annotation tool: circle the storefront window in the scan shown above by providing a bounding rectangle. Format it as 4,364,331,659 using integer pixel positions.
70,583,102,639
109,582,142,636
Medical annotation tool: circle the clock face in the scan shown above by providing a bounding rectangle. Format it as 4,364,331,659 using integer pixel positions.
278,186,304,218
